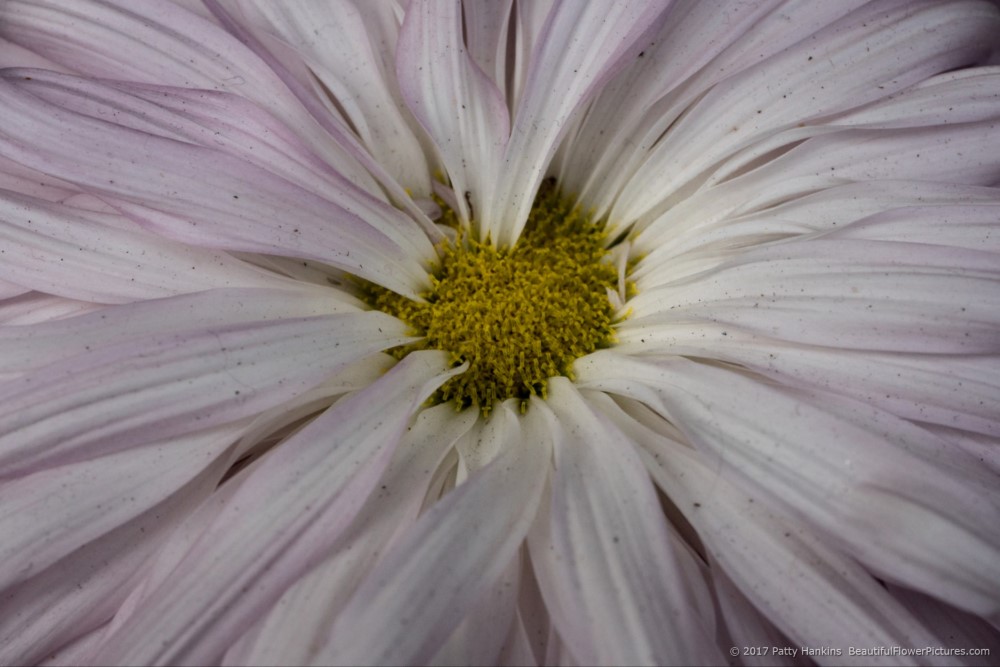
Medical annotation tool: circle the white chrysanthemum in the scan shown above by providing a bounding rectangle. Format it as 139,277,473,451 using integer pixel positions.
0,1,999,665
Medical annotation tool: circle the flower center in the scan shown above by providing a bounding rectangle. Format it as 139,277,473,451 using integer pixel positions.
368,182,620,414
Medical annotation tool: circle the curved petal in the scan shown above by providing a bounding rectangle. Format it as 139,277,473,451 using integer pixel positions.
0,286,358,375
613,1,1000,231
636,119,1000,254
614,320,1000,437
576,353,1000,618
396,0,509,235
0,423,246,592
629,238,1000,354
0,188,296,303
528,379,719,666
224,404,478,666
595,395,944,662
91,351,464,666
0,457,230,666
487,0,672,246
226,0,433,195
313,400,549,665
0,74,433,297
0,0,382,194
0,309,415,476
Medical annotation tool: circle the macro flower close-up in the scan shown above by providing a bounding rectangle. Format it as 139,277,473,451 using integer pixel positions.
1,0,999,665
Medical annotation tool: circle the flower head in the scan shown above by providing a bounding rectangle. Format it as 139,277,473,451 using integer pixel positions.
0,1,999,665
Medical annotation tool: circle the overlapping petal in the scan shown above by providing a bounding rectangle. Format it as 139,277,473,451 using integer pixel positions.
91,351,465,665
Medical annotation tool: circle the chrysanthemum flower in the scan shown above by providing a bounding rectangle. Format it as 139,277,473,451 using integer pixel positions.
1,0,999,665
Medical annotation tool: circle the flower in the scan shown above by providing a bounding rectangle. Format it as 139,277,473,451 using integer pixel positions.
1,0,999,665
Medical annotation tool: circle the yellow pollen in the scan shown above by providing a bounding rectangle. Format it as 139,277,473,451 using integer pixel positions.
366,181,620,414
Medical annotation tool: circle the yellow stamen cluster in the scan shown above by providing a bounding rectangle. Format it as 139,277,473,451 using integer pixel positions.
367,182,619,414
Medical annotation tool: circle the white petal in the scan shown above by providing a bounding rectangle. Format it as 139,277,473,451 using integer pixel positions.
576,353,1000,618
0,424,246,592
615,320,1000,438
314,400,549,665
629,238,1000,354
0,309,414,475
528,379,719,666
597,395,944,662
0,74,433,297
0,286,358,375
226,403,478,666
396,0,509,234
0,0,381,194
0,457,230,666
614,1,1000,230
0,189,296,303
220,0,433,195
636,120,1000,254
92,351,463,665
487,0,671,246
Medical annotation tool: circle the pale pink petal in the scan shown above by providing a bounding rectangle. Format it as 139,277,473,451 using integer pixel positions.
0,293,101,325
639,181,1000,266
224,404,478,666
0,310,414,476
615,321,1000,438
222,1,433,195
202,0,443,242
601,396,943,661
464,0,514,95
613,1,1000,230
0,279,28,300
576,353,1000,618
313,400,549,665
557,0,782,198
706,68,1000,188
91,351,464,665
487,0,672,246
0,0,381,194
0,76,432,297
572,0,868,220
0,457,230,666
0,189,297,303
430,556,522,666
711,570,799,667
528,378,718,666
887,585,1000,665
0,286,357,375
396,0,509,234
0,423,247,592
629,239,1000,354
636,119,1000,252
827,204,1000,253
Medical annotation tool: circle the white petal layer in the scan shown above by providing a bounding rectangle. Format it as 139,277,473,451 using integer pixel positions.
629,238,1000,354
315,400,549,665
487,0,671,246
576,353,1000,618
92,352,463,665
224,404,478,666
0,73,432,296
528,379,719,666
0,0,381,194
0,457,231,666
0,189,294,303
0,424,246,592
636,120,1000,254
0,309,413,475
0,286,358,375
396,0,509,233
596,397,944,664
225,0,432,195
614,1,1000,228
